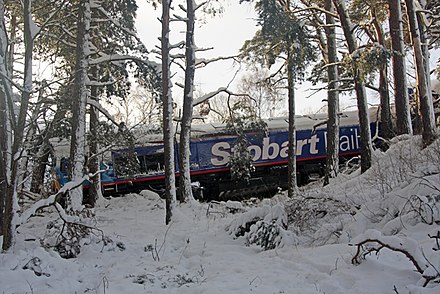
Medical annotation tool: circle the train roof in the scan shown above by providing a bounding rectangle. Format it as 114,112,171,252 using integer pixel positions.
188,107,379,139
51,107,379,155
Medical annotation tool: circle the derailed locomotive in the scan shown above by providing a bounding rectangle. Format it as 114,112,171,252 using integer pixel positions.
90,108,379,200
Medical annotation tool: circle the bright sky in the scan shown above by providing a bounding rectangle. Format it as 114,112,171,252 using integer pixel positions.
134,0,330,115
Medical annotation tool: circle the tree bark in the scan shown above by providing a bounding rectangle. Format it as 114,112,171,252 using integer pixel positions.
30,144,50,194
372,11,393,140
179,0,196,203
324,0,339,186
17,85,45,195
0,0,10,236
388,0,412,135
287,51,297,198
68,0,91,212
333,0,373,173
87,67,99,207
3,0,34,251
30,104,68,194
404,0,436,147
162,0,176,224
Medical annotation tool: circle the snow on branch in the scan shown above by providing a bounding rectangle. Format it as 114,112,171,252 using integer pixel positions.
89,53,160,70
17,174,88,226
32,0,70,40
170,41,186,50
172,14,188,22
195,48,214,56
195,1,209,11
86,97,118,126
17,167,109,227
0,70,24,92
178,4,187,12
193,87,227,106
93,4,145,48
351,229,439,287
289,6,338,18
195,55,238,68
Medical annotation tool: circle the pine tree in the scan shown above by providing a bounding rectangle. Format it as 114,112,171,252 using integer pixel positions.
241,0,316,196
2,0,35,252
388,0,413,135
161,0,176,225
333,0,373,173
404,0,437,147
179,0,197,203
324,0,340,185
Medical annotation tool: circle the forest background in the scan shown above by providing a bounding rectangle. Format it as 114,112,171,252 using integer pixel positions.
0,1,439,288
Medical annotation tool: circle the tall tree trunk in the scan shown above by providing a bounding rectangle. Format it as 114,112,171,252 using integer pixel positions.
30,105,67,194
0,85,5,237
0,91,5,235
388,0,412,135
372,12,393,140
405,0,436,147
17,85,44,196
162,0,176,224
287,52,297,198
333,0,373,173
3,0,34,252
324,0,340,186
417,0,433,116
87,67,99,207
0,0,12,237
30,143,50,194
7,15,16,81
68,0,91,212
179,0,196,203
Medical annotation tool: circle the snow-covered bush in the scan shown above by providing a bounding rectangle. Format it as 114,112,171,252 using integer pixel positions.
228,133,255,182
283,136,440,247
41,208,96,259
227,200,295,250
246,220,283,250
285,194,355,235
224,102,267,183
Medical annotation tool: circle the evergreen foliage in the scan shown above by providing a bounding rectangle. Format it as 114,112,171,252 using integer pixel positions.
225,101,267,183
341,44,390,84
241,0,316,78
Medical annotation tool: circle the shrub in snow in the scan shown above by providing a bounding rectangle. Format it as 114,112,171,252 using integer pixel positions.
246,220,283,250
284,194,354,243
41,208,96,259
287,136,440,246
227,202,295,250
228,133,255,182
224,200,246,214
401,194,440,226
225,107,267,183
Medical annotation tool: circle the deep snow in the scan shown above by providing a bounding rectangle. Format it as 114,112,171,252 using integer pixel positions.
1,135,439,294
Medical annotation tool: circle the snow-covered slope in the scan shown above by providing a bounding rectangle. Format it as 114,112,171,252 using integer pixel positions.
1,135,439,294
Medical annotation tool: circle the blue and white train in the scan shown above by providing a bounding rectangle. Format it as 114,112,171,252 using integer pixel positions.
53,108,380,200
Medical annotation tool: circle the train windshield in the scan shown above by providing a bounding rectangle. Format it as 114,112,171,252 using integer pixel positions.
112,145,165,177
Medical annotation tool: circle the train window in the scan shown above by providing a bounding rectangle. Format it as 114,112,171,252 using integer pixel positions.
139,153,164,174
60,157,69,173
113,151,141,177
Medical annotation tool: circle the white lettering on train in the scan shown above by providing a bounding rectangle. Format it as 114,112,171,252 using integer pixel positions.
210,129,360,166
211,142,230,165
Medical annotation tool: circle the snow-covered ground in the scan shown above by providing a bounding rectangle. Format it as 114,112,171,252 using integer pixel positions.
1,135,439,294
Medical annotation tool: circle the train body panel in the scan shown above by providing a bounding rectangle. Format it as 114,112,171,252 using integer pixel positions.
101,122,377,199
51,108,380,200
